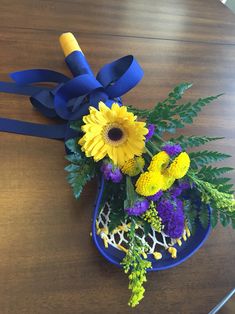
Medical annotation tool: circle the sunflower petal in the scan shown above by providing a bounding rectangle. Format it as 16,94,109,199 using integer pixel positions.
78,102,147,165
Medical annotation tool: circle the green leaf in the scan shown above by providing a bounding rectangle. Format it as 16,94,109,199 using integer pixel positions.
217,184,234,194
173,94,222,126
69,120,83,131
210,208,218,228
65,138,79,153
148,93,222,134
198,166,233,179
183,200,198,234
127,83,192,121
129,85,222,136
169,83,193,99
189,150,231,169
169,135,223,150
199,205,209,228
197,166,233,190
64,164,80,172
143,220,152,235
104,180,127,220
65,153,82,163
219,212,231,227
231,218,235,229
66,162,96,199
108,207,126,232
126,176,138,207
212,177,232,185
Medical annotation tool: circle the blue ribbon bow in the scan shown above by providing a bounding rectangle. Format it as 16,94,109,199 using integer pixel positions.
0,50,144,141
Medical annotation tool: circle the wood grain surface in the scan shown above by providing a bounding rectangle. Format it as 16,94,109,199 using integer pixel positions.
0,1,235,313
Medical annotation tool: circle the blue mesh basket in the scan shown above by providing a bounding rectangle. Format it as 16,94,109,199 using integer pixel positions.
92,177,211,271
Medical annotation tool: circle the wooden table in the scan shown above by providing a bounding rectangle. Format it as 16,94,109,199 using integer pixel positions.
0,1,235,313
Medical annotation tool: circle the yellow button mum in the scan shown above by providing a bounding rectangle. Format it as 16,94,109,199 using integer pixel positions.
168,152,191,179
147,151,175,191
121,157,145,176
148,151,170,172
135,171,163,196
161,170,175,191
78,102,148,167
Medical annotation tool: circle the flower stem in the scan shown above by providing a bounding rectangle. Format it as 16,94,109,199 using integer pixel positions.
153,132,167,144
145,147,153,158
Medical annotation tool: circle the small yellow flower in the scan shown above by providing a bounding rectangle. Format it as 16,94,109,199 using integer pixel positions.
148,151,170,172
161,170,175,191
153,252,162,260
142,202,162,232
168,152,190,179
168,247,177,259
145,151,174,192
135,171,163,196
122,157,145,176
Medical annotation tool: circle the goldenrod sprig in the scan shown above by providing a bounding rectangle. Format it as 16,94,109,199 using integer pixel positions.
188,171,235,214
121,219,152,307
142,202,162,232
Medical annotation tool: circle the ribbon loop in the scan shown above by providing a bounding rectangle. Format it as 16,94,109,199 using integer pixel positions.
97,55,144,98
0,53,144,140
30,89,58,118
54,74,103,120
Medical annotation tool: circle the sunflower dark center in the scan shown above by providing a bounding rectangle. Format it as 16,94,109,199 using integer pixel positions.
108,127,123,141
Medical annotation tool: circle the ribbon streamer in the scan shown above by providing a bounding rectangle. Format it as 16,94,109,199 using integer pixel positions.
0,39,144,142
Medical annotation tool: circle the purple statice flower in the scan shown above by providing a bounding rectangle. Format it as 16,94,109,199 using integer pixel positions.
100,163,123,183
169,186,183,197
147,190,163,201
162,143,182,157
101,163,112,174
178,179,192,191
125,199,149,216
169,179,192,197
109,169,123,183
166,199,185,238
157,197,184,238
145,124,155,141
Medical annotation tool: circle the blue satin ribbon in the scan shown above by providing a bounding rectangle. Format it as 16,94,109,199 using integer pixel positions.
0,50,144,141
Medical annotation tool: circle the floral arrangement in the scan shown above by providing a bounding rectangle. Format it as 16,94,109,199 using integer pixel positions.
0,33,234,308
65,87,235,307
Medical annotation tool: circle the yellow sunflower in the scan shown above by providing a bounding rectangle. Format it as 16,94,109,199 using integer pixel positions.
78,102,148,166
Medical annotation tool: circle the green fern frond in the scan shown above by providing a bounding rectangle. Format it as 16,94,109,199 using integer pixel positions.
189,150,231,169
65,138,96,199
183,199,197,234
66,162,96,199
129,84,222,135
210,208,219,228
217,184,234,194
169,135,223,150
188,172,235,228
199,204,210,229
127,82,193,119
167,83,193,101
197,166,234,192
197,166,233,180
69,120,83,132
148,94,222,134
173,94,223,122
